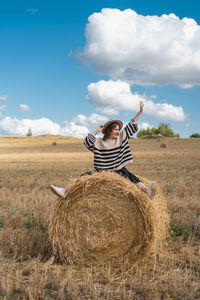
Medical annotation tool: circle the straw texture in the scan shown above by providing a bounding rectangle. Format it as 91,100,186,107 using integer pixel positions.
49,171,169,266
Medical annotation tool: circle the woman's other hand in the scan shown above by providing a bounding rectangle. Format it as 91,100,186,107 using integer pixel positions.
97,125,104,133
92,125,104,136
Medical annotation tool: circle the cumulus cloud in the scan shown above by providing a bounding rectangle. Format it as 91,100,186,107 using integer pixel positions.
0,117,89,137
61,121,89,137
19,104,31,112
0,94,8,101
87,80,186,121
80,9,200,88
73,113,108,126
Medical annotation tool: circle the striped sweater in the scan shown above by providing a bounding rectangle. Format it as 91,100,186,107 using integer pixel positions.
84,119,138,171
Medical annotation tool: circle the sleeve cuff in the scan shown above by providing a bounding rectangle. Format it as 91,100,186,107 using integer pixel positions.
131,118,137,124
88,133,96,142
89,133,96,137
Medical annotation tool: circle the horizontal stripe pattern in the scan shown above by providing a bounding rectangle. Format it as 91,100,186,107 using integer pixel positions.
124,119,138,139
94,145,130,161
94,146,130,160
83,119,138,170
94,156,133,170
94,152,132,167
84,133,96,152
94,139,128,156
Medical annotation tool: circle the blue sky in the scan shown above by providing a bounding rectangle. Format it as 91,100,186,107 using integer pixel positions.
0,0,199,137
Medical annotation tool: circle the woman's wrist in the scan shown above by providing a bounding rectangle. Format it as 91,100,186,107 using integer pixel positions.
92,129,99,136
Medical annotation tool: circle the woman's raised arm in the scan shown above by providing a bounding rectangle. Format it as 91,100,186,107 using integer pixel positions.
122,101,144,139
133,101,144,122
92,125,104,136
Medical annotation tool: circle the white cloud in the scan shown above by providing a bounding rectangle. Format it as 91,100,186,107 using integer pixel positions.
87,80,186,121
61,121,89,137
0,95,8,101
139,122,152,130
0,117,89,137
186,123,190,127
0,112,2,118
80,9,200,88
96,106,118,115
19,104,31,112
26,8,39,14
0,105,5,111
73,113,108,126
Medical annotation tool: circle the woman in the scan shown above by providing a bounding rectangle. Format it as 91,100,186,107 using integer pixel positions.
50,101,156,198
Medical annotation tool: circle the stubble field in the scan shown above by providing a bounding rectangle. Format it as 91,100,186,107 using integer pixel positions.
0,135,199,299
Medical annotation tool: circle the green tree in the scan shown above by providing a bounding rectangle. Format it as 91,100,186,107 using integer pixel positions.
151,127,159,135
158,123,173,137
137,123,179,138
137,129,147,138
137,129,151,137
26,128,32,136
190,133,200,138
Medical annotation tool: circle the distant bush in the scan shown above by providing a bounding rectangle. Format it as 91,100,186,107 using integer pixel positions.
190,133,200,138
26,128,32,137
137,123,179,138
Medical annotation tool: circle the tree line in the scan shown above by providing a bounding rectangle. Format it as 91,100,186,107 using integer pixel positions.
137,123,199,138
137,123,180,138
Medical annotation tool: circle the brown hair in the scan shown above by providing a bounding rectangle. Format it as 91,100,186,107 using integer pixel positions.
103,122,119,141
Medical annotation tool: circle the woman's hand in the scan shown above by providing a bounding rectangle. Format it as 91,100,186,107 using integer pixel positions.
133,101,144,122
140,101,144,112
92,125,104,136
97,125,104,133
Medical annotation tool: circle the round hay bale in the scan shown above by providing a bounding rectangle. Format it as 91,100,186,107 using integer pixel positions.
49,172,169,266
52,142,57,146
160,142,167,148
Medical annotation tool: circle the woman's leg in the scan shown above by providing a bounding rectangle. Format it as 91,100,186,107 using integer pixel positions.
80,170,97,176
115,167,142,185
50,170,97,198
115,167,156,198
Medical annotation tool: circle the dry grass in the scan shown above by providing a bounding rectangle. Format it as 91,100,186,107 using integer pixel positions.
0,136,199,299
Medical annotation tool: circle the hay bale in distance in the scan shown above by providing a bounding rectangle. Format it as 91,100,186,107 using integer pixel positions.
160,142,167,148
49,172,169,266
52,142,57,146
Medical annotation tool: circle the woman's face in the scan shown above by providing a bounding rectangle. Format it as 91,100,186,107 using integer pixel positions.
109,125,120,139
